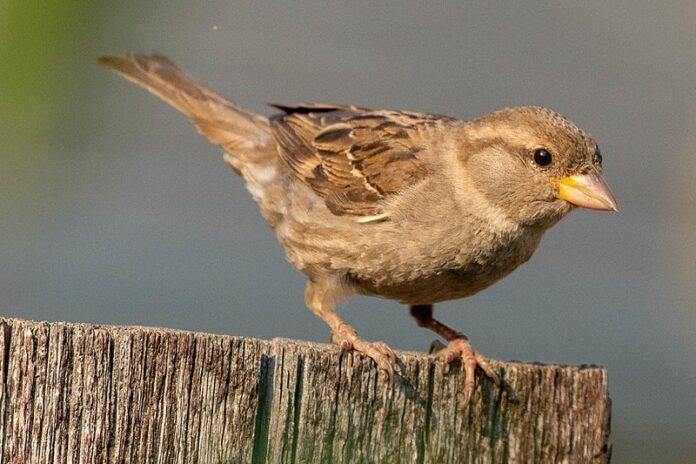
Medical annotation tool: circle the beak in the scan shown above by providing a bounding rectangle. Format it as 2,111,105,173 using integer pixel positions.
553,171,618,211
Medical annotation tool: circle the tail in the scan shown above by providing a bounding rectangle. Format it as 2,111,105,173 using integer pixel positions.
99,53,274,173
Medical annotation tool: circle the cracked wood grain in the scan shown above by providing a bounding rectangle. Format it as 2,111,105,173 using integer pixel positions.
0,318,610,463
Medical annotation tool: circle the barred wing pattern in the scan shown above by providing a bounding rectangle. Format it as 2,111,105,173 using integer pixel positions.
270,104,447,217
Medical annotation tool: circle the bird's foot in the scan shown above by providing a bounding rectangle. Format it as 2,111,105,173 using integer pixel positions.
430,338,500,403
331,328,397,382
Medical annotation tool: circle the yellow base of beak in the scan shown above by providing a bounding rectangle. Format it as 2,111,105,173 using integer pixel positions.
554,173,618,211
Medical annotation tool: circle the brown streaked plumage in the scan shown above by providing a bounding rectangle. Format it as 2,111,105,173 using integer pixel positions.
100,53,617,402
270,104,445,217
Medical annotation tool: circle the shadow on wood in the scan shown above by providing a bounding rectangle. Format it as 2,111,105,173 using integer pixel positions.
0,318,610,463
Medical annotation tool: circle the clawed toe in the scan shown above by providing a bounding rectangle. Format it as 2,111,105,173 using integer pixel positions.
474,353,500,385
370,341,397,364
434,338,500,403
331,332,354,352
355,340,397,383
331,331,397,382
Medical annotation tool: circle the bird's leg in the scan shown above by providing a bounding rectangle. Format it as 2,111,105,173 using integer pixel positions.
410,304,499,402
305,281,396,381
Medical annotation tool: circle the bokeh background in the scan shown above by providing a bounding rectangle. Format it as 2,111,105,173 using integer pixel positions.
2,2,695,462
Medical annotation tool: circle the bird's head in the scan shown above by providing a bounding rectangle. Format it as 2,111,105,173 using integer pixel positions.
460,106,617,228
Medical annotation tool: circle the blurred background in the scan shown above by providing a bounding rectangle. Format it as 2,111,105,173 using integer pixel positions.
1,2,694,462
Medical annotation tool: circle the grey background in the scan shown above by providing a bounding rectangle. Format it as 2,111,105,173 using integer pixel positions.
2,2,695,462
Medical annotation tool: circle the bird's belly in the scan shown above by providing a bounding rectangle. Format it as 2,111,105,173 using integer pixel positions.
351,229,543,305
354,261,518,304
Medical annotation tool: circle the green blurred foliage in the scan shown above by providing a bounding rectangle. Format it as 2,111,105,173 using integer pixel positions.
1,2,92,142
1,2,96,228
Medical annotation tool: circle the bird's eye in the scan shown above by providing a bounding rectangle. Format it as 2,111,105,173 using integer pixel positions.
533,148,553,167
593,149,602,166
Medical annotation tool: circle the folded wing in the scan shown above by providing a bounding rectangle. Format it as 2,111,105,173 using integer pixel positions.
270,103,447,218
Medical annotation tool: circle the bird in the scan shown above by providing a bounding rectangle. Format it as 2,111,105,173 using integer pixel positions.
99,53,617,402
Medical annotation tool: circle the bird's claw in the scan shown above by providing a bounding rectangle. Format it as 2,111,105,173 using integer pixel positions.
332,332,354,352
332,332,397,383
432,338,500,403
355,340,397,383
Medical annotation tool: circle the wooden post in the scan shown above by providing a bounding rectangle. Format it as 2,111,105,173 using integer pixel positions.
0,317,610,463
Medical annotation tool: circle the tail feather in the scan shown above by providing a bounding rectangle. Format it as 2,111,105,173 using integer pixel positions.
100,53,285,226
99,53,272,154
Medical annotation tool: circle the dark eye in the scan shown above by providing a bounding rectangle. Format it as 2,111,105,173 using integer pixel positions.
593,149,602,166
533,148,553,167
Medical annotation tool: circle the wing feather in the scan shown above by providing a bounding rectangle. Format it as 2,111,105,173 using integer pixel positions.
270,104,446,218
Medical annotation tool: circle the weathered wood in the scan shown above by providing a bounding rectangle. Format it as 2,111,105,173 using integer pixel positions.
0,317,610,463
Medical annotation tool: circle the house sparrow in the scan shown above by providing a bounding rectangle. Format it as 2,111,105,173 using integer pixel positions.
100,54,617,402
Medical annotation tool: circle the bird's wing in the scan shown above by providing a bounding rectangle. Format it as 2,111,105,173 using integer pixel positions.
270,103,448,218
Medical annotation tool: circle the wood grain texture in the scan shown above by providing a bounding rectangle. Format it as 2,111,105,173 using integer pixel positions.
0,318,610,463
